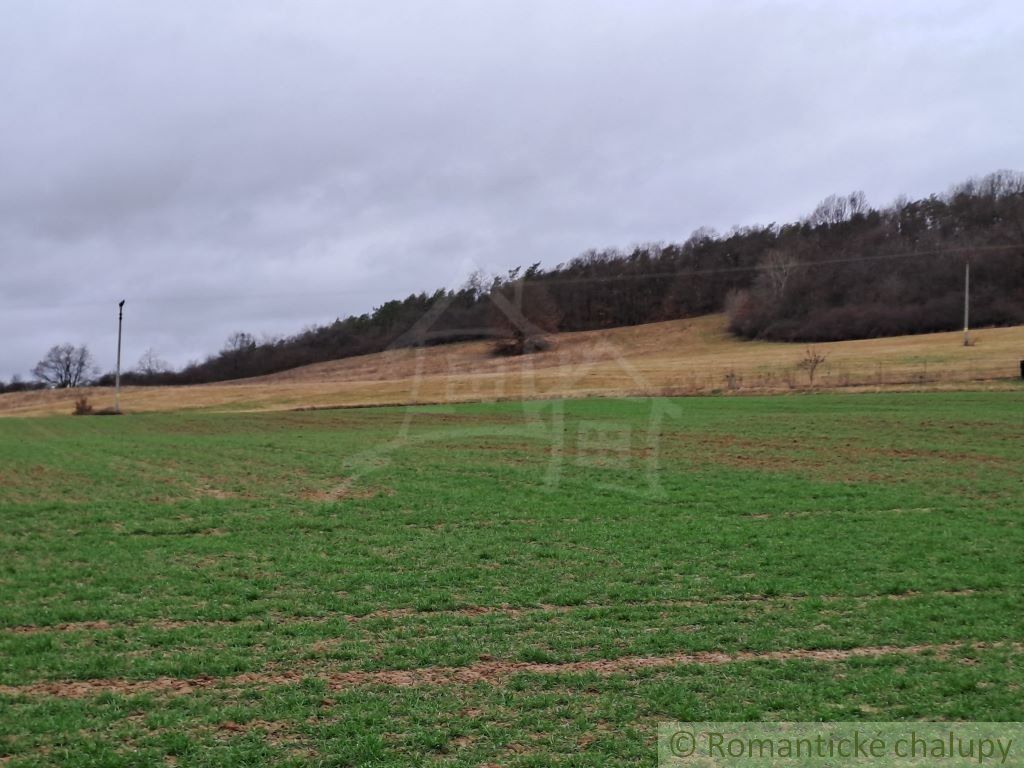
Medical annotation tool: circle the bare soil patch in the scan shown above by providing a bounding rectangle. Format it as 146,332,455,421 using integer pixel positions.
3,641,1013,699
299,479,392,502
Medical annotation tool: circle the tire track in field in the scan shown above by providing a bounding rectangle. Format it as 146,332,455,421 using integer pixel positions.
1,588,987,635
2,641,1018,700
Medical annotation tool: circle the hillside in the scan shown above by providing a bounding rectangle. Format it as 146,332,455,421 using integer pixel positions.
2,315,1021,417
79,171,1024,390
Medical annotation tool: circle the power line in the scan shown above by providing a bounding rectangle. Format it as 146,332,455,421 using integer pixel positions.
535,243,1022,287
1,243,1020,314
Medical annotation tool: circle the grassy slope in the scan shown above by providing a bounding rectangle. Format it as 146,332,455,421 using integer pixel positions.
1,391,1022,765
2,314,1023,417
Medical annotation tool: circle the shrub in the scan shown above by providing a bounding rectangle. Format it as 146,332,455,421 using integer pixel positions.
491,335,552,357
796,348,828,385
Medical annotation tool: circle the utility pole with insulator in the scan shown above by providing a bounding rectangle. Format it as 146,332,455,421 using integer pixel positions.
115,300,125,414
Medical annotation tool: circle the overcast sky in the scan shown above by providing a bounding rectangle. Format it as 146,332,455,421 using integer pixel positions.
1,0,1020,380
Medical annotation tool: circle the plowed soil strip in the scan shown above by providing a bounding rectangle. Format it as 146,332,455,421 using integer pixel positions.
3,641,1013,700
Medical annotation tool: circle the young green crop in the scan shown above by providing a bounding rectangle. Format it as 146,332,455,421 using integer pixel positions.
1,391,1022,765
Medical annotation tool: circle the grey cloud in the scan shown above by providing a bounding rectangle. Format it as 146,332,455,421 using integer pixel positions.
1,0,1021,379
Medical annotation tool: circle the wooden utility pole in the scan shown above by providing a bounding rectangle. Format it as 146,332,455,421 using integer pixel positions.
962,261,971,347
115,300,125,413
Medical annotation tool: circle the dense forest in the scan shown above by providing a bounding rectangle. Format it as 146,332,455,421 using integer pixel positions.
98,171,1024,386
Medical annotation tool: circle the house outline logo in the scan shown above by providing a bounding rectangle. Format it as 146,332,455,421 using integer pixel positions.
342,285,680,499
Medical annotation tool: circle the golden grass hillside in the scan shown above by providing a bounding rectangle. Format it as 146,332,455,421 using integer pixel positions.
2,314,1022,417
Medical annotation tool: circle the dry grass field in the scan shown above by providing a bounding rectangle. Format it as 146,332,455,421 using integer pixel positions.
2,314,1022,417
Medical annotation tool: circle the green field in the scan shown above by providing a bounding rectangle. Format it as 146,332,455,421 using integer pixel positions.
1,391,1023,766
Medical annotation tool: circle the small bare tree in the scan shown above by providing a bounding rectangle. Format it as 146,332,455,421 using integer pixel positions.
220,331,258,375
136,348,171,376
222,332,256,356
761,249,799,300
796,347,828,385
847,190,869,218
32,344,97,388
806,194,849,226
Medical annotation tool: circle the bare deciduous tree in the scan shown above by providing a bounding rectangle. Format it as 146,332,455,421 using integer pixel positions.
32,344,97,388
806,194,849,226
222,332,256,355
847,190,869,218
796,347,828,385
136,348,171,376
805,191,869,227
461,269,491,301
761,249,799,300
219,331,257,376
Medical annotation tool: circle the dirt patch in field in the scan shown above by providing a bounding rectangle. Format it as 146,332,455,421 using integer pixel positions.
4,617,241,634
3,641,1013,699
196,488,239,500
300,480,392,502
216,719,304,749
875,448,1010,466
884,588,978,600
3,596,764,636
349,603,542,623
7,619,120,634
324,642,971,688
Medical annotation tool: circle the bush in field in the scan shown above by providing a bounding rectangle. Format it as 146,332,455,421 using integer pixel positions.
796,348,828,385
490,267,560,357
